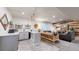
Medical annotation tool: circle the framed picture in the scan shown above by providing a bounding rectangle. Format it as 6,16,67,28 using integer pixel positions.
0,14,9,30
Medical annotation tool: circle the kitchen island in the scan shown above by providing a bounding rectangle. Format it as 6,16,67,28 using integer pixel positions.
0,32,19,51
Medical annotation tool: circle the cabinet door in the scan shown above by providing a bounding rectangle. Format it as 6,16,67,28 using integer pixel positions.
19,32,25,40
25,32,29,39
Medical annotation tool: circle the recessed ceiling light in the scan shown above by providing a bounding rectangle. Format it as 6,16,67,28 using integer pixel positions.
52,16,56,18
22,12,24,15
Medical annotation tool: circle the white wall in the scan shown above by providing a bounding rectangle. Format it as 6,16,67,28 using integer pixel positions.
13,18,31,25
35,22,54,31
0,7,12,22
0,7,12,33
13,18,54,31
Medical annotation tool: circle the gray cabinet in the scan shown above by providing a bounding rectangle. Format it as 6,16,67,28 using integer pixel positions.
0,33,19,51
19,32,25,40
31,32,40,46
19,32,29,40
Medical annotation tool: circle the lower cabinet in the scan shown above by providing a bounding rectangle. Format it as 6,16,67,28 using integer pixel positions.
19,32,29,40
0,34,19,51
31,32,41,46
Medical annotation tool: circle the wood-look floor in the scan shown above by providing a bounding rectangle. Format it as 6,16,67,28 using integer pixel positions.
18,37,79,51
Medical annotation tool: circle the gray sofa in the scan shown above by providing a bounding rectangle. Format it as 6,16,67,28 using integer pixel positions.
59,31,75,42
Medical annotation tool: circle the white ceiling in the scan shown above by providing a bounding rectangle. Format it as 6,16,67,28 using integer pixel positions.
57,7,79,20
7,7,79,22
7,7,35,19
